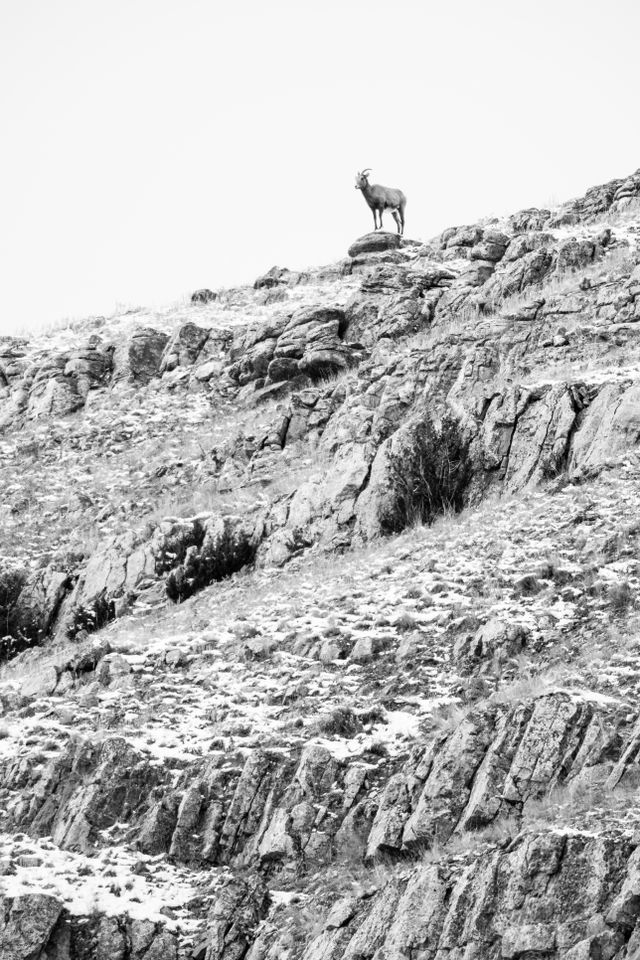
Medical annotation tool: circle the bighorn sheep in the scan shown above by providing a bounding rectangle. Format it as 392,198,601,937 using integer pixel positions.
355,169,406,235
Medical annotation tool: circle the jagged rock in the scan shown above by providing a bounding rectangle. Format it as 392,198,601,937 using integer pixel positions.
344,262,450,344
253,832,635,959
0,893,62,958
0,896,180,959
367,692,618,855
191,288,217,303
1,735,171,850
4,565,70,650
348,232,402,257
550,167,640,225
267,305,356,383
96,651,132,685
204,876,269,959
475,383,578,489
508,207,551,233
63,336,113,398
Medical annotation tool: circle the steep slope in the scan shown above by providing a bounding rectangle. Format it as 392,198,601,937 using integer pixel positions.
3,169,640,958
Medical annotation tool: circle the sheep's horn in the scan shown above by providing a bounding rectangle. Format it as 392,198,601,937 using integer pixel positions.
361,168,372,176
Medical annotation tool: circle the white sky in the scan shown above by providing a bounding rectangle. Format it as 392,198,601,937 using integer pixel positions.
1,0,639,333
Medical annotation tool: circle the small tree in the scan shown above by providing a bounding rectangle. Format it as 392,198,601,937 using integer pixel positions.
383,412,471,533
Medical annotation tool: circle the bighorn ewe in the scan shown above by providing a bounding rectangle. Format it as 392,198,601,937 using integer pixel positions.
355,169,406,235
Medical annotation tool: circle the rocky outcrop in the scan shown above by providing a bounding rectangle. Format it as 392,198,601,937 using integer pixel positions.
112,327,169,385
0,894,179,960
367,692,624,856
0,736,170,849
0,563,70,655
204,876,269,960
160,321,213,374
249,831,638,960
61,512,263,636
228,305,363,391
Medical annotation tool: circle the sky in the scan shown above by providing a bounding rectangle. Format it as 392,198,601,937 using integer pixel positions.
1,0,639,333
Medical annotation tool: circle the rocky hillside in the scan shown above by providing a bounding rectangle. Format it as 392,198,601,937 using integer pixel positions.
3,168,640,958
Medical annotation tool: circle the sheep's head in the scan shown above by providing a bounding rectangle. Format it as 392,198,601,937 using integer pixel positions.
355,169,371,190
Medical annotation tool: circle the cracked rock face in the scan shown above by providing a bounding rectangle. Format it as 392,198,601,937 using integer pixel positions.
4,167,640,958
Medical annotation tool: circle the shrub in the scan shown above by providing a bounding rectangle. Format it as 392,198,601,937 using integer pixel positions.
0,563,27,659
607,579,634,616
383,412,472,534
315,705,362,738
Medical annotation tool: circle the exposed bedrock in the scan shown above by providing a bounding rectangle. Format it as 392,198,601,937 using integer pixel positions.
249,830,640,960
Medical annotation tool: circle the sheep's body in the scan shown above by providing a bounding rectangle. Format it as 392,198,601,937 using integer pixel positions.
355,169,406,235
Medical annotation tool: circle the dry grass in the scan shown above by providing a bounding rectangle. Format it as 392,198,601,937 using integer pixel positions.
489,671,558,705
522,779,638,830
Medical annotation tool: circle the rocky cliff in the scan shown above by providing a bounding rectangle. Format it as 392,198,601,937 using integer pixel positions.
3,169,640,958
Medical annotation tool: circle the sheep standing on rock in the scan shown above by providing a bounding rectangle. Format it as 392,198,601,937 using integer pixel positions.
355,169,406,235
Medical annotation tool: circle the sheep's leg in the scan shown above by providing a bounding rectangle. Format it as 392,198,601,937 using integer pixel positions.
399,202,406,236
372,209,378,231
391,209,401,234
378,209,384,230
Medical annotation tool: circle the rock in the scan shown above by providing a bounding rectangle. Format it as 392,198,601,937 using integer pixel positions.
253,266,291,289
367,692,615,855
191,288,217,303
10,566,70,645
204,876,269,959
112,327,169,384
255,831,633,960
266,305,356,384
96,652,132,685
243,636,277,660
570,382,640,471
454,618,530,664
348,232,402,257
350,635,383,663
4,736,171,850
164,647,186,667
160,322,211,373
0,893,62,957
20,664,58,699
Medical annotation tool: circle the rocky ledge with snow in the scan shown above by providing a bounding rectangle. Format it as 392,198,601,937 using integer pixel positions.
3,169,640,958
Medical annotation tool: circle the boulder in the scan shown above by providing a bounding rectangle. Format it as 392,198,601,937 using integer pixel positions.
348,232,402,257
0,894,62,958
191,288,217,303
160,321,211,373
112,327,169,384
454,618,530,664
